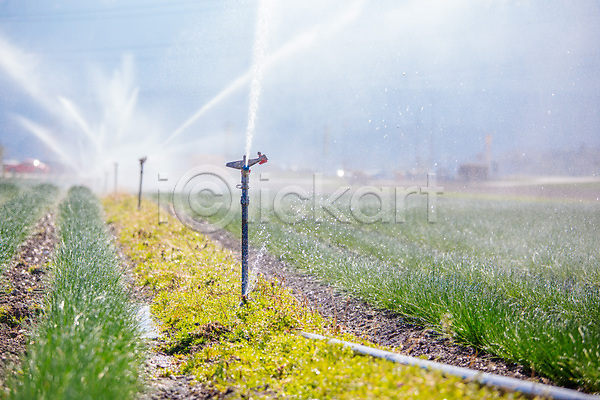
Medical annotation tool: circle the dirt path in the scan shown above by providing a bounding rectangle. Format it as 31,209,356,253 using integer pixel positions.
0,213,58,389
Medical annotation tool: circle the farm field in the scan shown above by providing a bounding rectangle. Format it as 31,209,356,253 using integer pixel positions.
1,178,597,398
2,0,599,397
182,190,600,392
104,195,522,399
0,181,527,399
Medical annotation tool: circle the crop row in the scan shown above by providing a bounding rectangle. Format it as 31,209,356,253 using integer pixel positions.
8,187,143,400
0,183,58,270
192,193,600,392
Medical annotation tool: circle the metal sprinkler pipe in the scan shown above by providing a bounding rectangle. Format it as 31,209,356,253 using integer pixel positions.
226,152,268,304
138,156,147,210
240,157,250,300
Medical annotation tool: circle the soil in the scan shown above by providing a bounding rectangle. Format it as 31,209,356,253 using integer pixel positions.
0,213,57,388
138,348,223,400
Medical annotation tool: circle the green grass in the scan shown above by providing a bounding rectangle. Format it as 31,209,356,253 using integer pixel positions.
0,183,58,270
104,195,519,399
186,192,600,392
8,187,144,400
0,182,20,205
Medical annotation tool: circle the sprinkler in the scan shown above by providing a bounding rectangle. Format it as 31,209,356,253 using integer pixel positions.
138,156,147,210
226,152,268,304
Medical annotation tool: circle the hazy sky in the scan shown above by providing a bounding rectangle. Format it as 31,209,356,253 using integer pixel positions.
0,0,599,180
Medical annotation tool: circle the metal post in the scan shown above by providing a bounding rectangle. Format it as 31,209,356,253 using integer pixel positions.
138,156,147,210
240,157,250,301
226,152,268,304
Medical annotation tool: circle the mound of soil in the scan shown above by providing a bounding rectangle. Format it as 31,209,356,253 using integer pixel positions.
0,213,57,385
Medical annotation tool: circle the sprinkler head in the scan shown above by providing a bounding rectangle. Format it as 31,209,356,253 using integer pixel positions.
226,152,268,170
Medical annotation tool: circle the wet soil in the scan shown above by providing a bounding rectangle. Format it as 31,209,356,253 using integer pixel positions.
138,347,223,400
0,213,57,387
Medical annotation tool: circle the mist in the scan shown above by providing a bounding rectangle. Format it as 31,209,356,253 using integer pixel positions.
0,0,599,189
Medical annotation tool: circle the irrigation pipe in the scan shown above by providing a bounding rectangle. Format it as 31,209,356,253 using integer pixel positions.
300,332,599,400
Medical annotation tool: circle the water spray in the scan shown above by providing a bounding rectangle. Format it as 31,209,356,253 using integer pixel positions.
226,151,268,304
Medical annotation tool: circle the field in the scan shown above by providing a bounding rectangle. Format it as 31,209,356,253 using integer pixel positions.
1,177,598,398
104,195,519,399
188,188,600,391
0,180,522,399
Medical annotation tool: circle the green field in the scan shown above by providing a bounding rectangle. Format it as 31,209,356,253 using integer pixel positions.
185,190,600,391
2,180,596,396
105,195,520,399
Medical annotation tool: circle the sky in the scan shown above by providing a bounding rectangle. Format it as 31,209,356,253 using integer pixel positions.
0,0,599,186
